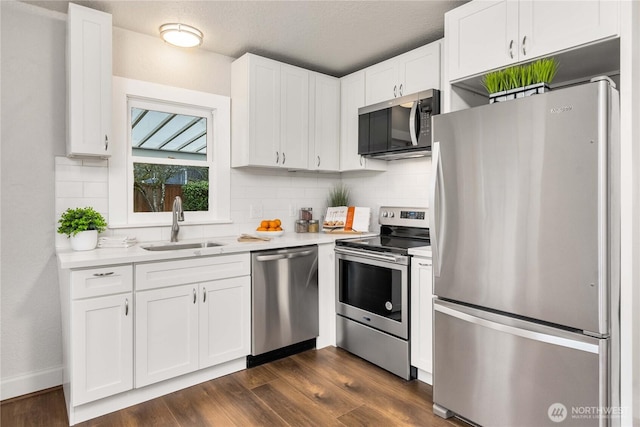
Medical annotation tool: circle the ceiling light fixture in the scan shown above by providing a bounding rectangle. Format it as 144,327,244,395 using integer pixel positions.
159,23,203,48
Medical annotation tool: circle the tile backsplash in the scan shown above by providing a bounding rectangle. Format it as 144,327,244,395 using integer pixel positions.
54,156,431,248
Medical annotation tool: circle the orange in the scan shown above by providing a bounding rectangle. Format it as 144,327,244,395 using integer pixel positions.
275,226,283,231
274,218,281,226
257,227,267,231
268,220,278,229
260,220,269,228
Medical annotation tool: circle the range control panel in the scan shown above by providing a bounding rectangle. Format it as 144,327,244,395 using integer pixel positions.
379,206,429,228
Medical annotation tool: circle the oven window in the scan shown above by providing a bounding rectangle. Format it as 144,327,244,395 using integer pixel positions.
338,259,402,321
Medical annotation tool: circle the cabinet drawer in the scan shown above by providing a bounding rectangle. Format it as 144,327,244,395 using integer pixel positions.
71,265,133,299
135,253,250,291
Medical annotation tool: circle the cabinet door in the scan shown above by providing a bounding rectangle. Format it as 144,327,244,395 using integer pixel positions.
309,73,340,171
400,42,442,94
72,293,132,405
136,285,199,387
199,276,251,368
249,56,281,167
365,58,398,105
410,258,433,375
446,0,519,81
67,3,112,157
280,64,309,169
339,71,386,172
518,0,619,61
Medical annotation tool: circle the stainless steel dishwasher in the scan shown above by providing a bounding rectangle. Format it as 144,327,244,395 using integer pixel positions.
248,245,318,367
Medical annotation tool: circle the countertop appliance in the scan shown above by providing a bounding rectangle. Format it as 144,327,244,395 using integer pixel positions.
335,206,429,379
249,245,318,367
430,77,620,426
358,89,440,160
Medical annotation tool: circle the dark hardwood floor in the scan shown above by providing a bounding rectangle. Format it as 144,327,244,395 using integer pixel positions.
1,347,469,427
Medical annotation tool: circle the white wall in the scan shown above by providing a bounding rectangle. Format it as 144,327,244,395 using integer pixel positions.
2,2,432,400
1,2,67,398
342,158,432,232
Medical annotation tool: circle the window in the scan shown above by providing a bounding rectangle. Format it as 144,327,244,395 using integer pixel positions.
110,77,231,227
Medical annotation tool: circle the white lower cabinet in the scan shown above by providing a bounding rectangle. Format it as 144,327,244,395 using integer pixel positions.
72,292,133,405
135,254,251,387
60,253,251,425
135,284,200,387
410,255,433,381
199,276,251,368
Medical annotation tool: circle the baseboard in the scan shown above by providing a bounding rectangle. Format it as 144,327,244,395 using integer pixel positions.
1,366,63,401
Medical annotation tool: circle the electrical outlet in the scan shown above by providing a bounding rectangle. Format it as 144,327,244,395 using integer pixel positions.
249,204,263,219
289,204,297,217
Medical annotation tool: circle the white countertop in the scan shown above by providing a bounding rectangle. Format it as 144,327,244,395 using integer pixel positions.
408,246,432,258
57,232,376,269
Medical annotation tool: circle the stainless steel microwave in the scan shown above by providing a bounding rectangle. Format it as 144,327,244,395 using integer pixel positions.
358,89,440,160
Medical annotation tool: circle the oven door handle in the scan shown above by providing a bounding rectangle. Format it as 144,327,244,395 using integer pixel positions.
334,247,407,264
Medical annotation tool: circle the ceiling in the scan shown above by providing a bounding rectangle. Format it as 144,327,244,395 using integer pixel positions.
22,0,468,77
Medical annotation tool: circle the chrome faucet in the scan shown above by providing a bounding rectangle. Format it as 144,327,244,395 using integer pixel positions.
171,196,184,242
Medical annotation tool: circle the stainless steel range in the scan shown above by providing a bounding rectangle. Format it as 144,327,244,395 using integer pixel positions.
335,206,429,380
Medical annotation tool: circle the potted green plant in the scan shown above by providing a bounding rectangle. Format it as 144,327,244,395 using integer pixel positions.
57,207,107,251
482,57,558,103
327,183,350,207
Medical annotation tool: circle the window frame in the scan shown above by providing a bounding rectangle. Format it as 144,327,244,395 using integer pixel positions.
109,77,231,227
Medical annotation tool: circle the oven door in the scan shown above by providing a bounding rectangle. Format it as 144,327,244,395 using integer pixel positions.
335,247,409,339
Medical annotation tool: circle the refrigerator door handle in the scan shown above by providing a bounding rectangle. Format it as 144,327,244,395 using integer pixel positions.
434,300,600,354
430,141,444,277
596,78,609,336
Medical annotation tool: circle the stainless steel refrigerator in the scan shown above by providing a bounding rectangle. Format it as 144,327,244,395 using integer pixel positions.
430,77,620,427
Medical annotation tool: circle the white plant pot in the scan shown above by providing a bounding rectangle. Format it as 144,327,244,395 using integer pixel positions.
70,230,98,251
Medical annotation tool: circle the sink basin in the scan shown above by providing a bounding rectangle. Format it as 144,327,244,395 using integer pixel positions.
141,242,224,251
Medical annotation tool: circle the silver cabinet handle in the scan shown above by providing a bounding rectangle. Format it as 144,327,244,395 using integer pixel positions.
399,84,403,96
282,152,286,165
317,156,320,167
275,151,279,164
509,39,514,59
203,287,207,303
522,35,527,56
359,156,364,166
418,262,432,267
193,288,196,304
125,298,129,316
93,272,114,277
104,135,109,151
393,84,397,98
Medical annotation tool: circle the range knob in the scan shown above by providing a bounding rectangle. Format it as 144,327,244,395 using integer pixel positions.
389,212,395,218
381,211,388,218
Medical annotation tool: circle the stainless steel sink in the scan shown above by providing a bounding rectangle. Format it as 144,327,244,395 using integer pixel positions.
141,242,224,251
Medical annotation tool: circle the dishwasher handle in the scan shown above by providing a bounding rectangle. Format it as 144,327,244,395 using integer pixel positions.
254,249,315,262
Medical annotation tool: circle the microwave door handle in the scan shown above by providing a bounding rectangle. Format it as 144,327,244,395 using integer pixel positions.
409,101,419,146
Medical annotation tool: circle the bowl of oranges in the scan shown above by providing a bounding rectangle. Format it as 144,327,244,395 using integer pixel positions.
255,219,284,237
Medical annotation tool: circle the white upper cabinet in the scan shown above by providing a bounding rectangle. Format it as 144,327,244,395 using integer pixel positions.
280,64,309,168
232,54,308,169
339,71,386,172
309,73,340,172
66,3,112,158
446,0,619,82
366,41,442,105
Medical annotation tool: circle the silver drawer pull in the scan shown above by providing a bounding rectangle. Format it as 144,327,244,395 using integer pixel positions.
418,262,432,267
125,298,129,316
203,288,207,303
93,272,114,277
193,288,197,304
